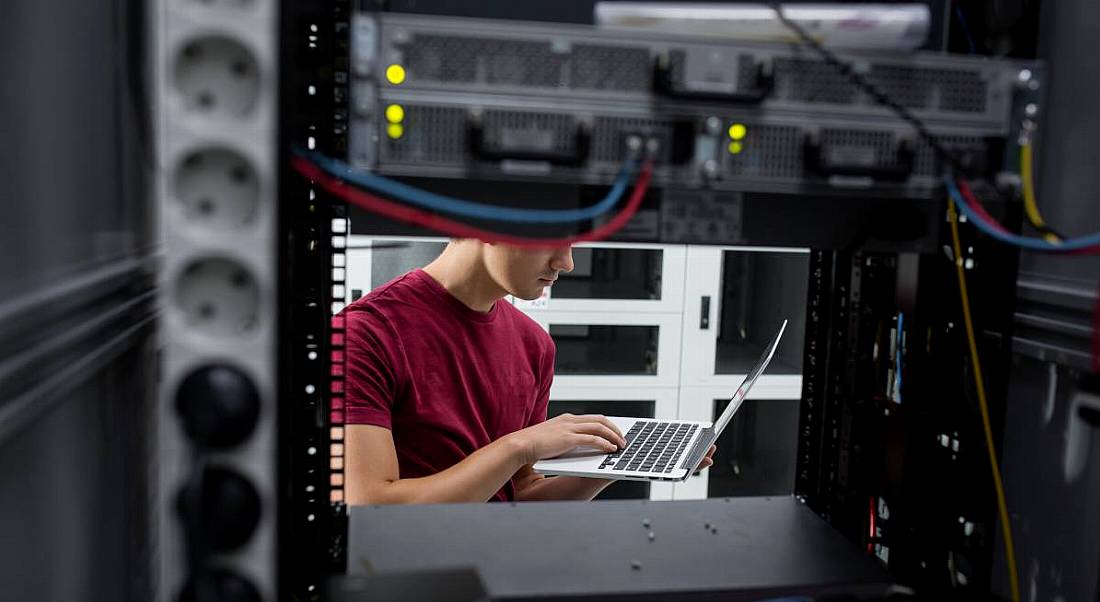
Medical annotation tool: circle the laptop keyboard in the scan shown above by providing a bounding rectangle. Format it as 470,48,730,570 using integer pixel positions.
598,421,699,474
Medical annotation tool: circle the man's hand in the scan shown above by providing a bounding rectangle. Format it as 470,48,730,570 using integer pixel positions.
507,413,627,465
695,444,717,471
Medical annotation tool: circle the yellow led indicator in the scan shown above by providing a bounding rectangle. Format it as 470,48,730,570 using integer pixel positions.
385,104,405,123
385,64,407,85
386,123,404,140
727,141,743,155
728,123,747,140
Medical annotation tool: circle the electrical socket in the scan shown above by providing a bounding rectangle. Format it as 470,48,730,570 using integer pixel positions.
174,258,260,337
175,147,259,229
174,36,259,118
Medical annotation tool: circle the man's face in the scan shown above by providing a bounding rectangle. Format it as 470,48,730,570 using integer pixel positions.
483,243,574,300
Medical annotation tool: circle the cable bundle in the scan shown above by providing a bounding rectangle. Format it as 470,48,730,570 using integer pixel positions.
291,150,654,248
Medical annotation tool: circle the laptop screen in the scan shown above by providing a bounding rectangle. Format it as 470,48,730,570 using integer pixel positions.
712,320,788,436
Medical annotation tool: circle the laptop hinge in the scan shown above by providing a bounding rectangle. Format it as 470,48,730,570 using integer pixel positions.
680,428,717,471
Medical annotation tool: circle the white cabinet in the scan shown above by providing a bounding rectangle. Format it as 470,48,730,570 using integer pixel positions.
674,386,802,500
679,245,809,388
536,243,686,314
525,310,683,389
344,235,810,501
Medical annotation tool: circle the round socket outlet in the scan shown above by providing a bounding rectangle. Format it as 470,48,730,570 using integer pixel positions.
175,258,260,337
175,148,259,229
174,36,259,118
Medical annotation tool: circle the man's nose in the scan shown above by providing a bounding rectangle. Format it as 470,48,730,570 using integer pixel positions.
549,246,574,273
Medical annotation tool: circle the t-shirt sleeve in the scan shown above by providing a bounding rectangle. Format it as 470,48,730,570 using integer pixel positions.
526,331,556,428
344,307,403,429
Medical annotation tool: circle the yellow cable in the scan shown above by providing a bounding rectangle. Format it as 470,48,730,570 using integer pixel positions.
1020,143,1061,244
947,201,1021,602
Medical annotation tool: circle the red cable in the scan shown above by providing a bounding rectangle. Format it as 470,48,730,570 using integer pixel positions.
868,496,876,553
956,178,1010,235
956,177,1100,255
291,156,653,248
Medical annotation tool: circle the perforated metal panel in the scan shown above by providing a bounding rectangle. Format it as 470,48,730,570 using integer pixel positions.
401,35,486,84
724,123,803,179
382,105,465,164
936,69,988,113
775,58,857,105
867,65,935,110
409,36,563,87
571,44,651,91
484,40,565,87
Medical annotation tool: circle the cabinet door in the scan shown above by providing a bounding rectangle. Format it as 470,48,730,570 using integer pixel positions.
534,243,686,314
680,245,809,391
673,385,802,500
548,386,678,501
526,311,682,388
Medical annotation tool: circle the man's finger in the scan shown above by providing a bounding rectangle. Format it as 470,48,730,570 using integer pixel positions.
574,422,627,448
574,415,625,443
576,434,618,452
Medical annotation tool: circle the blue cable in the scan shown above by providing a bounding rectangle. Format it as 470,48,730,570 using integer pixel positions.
955,5,978,55
943,175,1100,252
895,313,904,404
300,149,638,224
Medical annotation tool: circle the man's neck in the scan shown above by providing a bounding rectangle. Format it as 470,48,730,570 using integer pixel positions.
422,242,507,314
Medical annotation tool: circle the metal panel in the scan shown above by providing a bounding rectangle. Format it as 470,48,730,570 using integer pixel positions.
370,13,1026,125
0,1,156,600
997,0,1100,599
348,497,893,600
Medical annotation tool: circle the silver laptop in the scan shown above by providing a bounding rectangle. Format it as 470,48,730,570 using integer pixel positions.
534,320,788,482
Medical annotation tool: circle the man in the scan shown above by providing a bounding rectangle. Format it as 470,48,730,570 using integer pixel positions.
344,239,715,504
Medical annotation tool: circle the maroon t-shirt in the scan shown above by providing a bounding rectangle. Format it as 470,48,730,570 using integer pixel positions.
344,269,555,502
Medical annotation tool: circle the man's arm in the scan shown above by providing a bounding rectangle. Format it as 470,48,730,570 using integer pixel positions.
346,413,627,505
346,424,528,504
512,465,614,502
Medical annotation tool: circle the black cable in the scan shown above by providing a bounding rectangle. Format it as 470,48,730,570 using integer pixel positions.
770,3,973,176
775,5,1076,245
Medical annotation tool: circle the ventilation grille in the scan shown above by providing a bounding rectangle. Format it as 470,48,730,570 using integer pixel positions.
936,69,988,113
571,44,651,91
775,58,858,104
866,65,935,109
773,58,989,113
724,123,803,179
401,34,653,90
382,105,466,163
